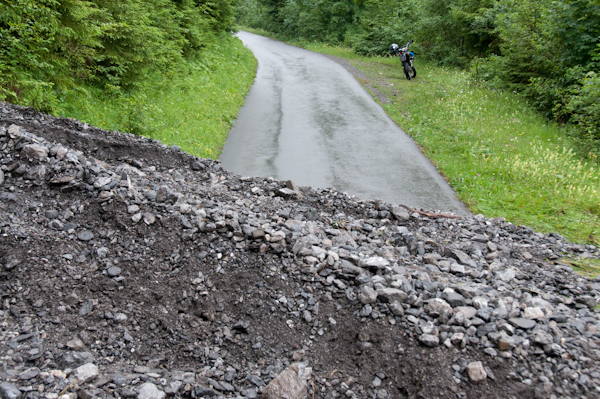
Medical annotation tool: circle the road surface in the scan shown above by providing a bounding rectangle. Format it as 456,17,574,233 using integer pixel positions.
220,31,468,213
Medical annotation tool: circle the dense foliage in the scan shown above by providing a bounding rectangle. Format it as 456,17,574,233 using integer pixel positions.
237,0,600,153
0,0,237,112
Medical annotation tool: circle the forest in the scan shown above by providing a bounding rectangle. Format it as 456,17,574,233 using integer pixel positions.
0,0,238,112
237,0,600,154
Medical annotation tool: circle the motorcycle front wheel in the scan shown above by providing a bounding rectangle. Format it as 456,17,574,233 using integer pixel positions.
410,67,417,79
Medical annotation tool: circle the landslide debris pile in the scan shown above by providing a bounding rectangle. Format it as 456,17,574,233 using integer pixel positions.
0,101,599,399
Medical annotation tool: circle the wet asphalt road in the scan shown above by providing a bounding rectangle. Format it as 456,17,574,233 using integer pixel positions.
220,32,468,213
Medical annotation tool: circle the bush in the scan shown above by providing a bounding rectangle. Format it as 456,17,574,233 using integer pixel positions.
567,71,600,151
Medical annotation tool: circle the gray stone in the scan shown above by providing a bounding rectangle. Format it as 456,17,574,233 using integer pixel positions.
192,387,218,397
450,263,466,275
143,213,156,225
508,317,536,330
341,261,365,275
75,363,99,383
391,206,410,223
533,331,554,346
3,256,20,271
7,124,22,137
446,248,477,267
0,170,4,186
24,164,47,180
285,180,303,197
262,363,312,399
0,382,21,399
121,388,137,398
359,286,378,304
21,143,48,159
450,332,465,347
277,188,298,198
137,383,166,399
93,176,112,189
456,285,478,298
534,382,554,399
425,298,452,317
388,301,404,316
19,367,39,380
576,295,598,308
472,296,488,309
180,215,193,229
419,334,440,347
454,306,477,319
477,323,497,337
544,343,563,357
523,307,545,320
483,348,498,356
0,192,17,202
164,381,182,396
496,267,516,282
107,266,121,277
77,230,94,241
192,161,205,171
442,291,466,307
62,351,94,367
146,190,157,201
497,332,515,351
376,288,407,303
127,205,140,214
79,300,94,316
114,313,128,322
66,338,85,351
303,310,312,322
246,374,266,387
466,361,487,383
97,247,108,258
476,307,493,322
46,209,59,219
112,373,127,385
359,256,390,269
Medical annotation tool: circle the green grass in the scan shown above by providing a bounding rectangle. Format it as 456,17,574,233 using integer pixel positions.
239,28,600,244
59,35,257,159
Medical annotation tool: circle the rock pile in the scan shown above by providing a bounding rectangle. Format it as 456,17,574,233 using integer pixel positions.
0,102,599,399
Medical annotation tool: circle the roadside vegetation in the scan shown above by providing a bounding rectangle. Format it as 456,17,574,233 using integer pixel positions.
60,39,256,158
1,0,256,157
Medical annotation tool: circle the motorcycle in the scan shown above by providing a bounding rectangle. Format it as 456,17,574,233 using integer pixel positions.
389,40,416,80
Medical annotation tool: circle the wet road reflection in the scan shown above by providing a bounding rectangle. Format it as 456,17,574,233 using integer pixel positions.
220,32,468,213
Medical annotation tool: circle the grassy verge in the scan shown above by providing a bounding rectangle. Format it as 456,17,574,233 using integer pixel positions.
240,28,600,244
59,35,257,159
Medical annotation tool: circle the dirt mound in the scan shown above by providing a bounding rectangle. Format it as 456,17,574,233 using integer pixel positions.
1,102,599,399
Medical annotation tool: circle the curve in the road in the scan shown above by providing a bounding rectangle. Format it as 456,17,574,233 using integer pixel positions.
220,31,469,214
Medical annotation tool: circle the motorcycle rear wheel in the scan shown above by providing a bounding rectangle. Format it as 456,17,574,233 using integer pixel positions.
403,63,412,80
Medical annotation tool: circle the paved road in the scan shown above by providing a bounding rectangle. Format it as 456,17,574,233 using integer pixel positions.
220,32,468,213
